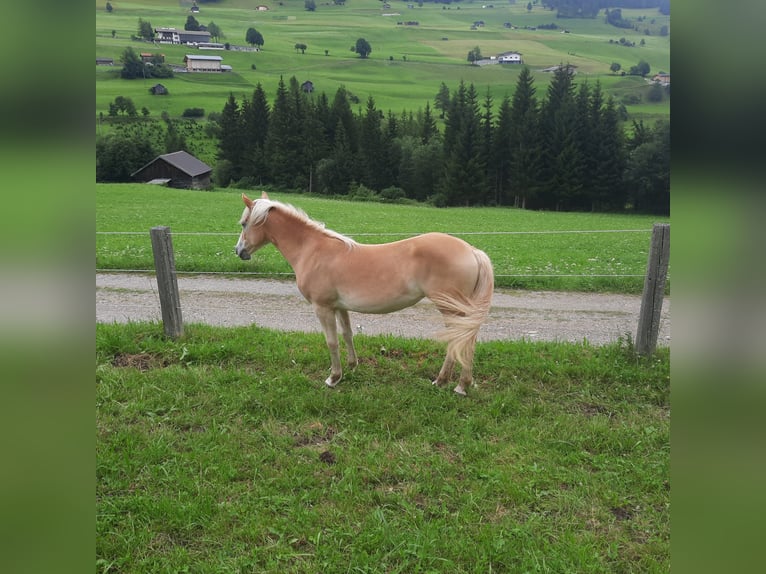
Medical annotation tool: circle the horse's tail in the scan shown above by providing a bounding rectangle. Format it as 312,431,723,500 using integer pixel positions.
431,249,494,368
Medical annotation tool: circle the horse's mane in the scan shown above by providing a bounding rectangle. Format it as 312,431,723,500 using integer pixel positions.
251,199,357,248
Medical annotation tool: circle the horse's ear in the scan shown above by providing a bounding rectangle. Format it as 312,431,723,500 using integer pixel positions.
242,193,254,208
261,191,270,200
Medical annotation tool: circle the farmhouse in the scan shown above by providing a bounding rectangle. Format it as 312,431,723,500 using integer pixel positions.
652,73,670,86
155,27,211,45
497,51,523,64
255,5,270,11
131,151,212,190
149,83,168,95
184,54,223,72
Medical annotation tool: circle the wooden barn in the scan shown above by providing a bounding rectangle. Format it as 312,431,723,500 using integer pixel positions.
131,151,212,190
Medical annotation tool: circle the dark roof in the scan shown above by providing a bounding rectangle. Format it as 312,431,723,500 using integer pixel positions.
159,151,211,176
132,151,211,178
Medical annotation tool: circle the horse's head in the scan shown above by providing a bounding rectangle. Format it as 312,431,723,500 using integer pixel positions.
235,191,271,260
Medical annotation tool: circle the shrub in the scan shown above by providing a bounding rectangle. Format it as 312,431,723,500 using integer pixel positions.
182,108,205,118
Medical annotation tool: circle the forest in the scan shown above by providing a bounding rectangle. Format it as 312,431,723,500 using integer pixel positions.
97,66,669,214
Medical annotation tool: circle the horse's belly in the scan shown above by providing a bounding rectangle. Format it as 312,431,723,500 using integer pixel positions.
337,287,424,314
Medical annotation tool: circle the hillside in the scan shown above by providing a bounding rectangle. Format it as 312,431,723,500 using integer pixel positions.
96,0,669,122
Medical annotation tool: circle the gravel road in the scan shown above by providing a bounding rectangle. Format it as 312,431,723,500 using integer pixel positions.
96,273,670,346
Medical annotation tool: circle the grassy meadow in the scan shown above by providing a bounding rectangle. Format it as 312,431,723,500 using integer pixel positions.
97,184,670,293
96,0,669,124
97,321,669,572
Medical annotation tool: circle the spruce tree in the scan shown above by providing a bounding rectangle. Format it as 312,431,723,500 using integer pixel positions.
217,93,245,181
237,86,270,184
493,96,513,205
264,76,298,188
538,65,579,209
508,66,540,209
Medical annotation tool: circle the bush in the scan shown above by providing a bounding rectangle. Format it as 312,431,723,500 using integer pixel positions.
182,108,205,118
348,183,378,201
380,186,406,202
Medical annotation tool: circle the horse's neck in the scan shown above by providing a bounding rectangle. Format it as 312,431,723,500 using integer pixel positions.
266,209,320,270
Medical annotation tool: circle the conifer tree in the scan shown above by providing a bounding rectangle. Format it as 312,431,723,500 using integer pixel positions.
493,95,513,205
508,66,540,208
239,84,270,182
538,65,579,209
217,93,245,181
264,76,299,187
420,101,438,144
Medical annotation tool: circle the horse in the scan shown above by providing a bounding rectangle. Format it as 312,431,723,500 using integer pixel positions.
234,192,494,395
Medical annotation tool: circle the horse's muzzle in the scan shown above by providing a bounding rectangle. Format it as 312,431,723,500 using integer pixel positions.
235,245,251,260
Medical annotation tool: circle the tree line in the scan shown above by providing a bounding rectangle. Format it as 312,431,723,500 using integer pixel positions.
214,68,668,213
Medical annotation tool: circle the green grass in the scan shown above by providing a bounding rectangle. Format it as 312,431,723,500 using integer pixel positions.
96,0,669,123
97,184,669,293
97,321,669,573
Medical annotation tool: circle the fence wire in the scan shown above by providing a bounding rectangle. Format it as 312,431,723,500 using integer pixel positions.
96,228,662,281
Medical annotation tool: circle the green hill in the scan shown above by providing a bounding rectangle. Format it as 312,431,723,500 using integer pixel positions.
96,0,669,122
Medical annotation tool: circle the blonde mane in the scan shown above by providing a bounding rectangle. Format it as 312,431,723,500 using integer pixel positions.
250,199,357,248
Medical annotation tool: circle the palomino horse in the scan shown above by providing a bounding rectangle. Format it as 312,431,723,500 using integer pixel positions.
235,192,494,395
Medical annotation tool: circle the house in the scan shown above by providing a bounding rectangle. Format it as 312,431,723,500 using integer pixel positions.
96,58,114,66
255,5,270,11
301,80,314,93
154,27,211,45
131,151,212,190
149,83,168,95
184,54,223,72
497,51,523,64
652,73,670,86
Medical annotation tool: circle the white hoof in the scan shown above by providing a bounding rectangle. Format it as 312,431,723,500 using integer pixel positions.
453,385,467,396
325,375,341,387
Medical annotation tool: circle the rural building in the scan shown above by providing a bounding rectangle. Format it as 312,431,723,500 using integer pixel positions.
131,151,212,190
497,51,523,64
140,52,165,63
301,80,314,93
149,83,168,95
184,54,223,72
255,5,270,11
652,73,670,86
96,58,114,66
155,27,211,45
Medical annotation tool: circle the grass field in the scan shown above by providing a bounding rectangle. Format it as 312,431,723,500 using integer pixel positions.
97,321,669,572
96,0,669,123
97,183,669,293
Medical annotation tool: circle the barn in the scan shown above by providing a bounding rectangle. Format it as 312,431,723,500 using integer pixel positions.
131,151,212,190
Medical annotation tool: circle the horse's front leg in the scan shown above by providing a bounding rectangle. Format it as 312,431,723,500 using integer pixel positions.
314,305,343,387
336,309,358,369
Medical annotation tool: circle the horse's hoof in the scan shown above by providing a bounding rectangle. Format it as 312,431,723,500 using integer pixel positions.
453,385,467,396
325,375,341,388
432,379,443,387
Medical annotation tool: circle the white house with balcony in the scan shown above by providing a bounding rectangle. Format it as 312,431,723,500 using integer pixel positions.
497,51,523,64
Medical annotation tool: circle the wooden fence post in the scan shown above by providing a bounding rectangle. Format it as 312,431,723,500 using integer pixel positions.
150,226,184,339
636,223,670,355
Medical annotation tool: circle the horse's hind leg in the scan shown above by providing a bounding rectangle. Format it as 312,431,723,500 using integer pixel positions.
432,355,454,388
336,309,358,369
314,305,343,387
453,343,476,397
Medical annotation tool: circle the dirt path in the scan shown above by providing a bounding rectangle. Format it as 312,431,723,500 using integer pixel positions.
96,273,670,346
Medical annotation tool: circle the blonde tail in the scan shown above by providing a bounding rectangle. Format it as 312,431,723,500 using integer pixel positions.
431,249,494,368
